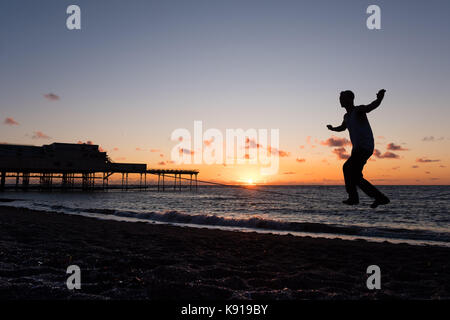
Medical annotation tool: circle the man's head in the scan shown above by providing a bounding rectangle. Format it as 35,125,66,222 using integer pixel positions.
339,90,355,108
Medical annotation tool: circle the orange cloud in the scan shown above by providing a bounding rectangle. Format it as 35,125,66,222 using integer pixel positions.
320,136,351,147
179,148,194,155
204,137,215,147
245,138,289,157
373,149,400,159
296,158,306,163
266,146,290,157
4,117,19,126
332,147,350,160
32,131,50,139
416,158,440,163
245,138,262,149
77,141,94,145
387,143,408,151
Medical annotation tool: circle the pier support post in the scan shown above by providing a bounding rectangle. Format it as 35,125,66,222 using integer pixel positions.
82,173,88,191
62,173,68,189
0,171,5,191
22,173,30,190
15,172,20,189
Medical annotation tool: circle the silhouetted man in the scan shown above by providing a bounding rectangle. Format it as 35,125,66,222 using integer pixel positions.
327,90,390,208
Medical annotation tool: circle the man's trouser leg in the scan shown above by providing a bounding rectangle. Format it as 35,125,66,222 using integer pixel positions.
343,156,359,200
353,149,386,200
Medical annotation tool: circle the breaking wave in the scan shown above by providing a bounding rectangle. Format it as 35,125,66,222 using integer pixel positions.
36,204,450,244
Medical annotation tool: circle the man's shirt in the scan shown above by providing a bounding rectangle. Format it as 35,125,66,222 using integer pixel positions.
344,107,374,152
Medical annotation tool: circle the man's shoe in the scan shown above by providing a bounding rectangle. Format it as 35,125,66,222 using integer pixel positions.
343,198,359,205
370,196,390,208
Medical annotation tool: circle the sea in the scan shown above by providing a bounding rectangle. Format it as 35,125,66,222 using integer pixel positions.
1,185,449,247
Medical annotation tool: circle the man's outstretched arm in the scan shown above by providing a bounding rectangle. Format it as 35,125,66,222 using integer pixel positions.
327,120,347,132
358,89,386,113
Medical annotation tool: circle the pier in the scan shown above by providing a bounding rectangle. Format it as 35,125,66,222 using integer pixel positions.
0,143,198,191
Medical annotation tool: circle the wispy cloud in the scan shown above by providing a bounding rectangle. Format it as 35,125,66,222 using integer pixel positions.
158,160,175,166
416,158,441,163
32,131,50,139
77,140,94,145
43,93,60,101
4,117,19,126
245,138,262,149
296,158,306,163
386,143,408,151
179,148,194,155
320,136,351,147
373,149,400,159
332,147,350,160
244,138,290,157
422,136,444,142
268,146,290,157
204,137,215,147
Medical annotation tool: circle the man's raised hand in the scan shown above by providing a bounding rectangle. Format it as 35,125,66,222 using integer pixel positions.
377,89,386,100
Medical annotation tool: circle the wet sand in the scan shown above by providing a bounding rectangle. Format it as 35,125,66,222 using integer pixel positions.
0,205,449,300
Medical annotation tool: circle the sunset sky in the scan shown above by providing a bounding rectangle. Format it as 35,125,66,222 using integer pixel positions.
1,0,449,184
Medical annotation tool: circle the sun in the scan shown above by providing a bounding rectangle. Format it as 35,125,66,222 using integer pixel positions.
247,179,254,185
